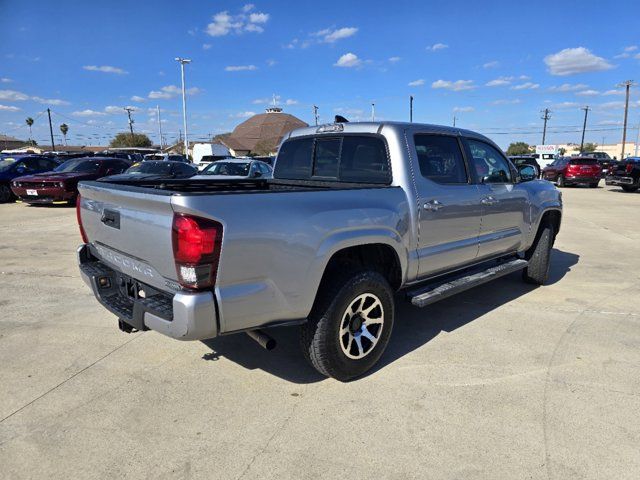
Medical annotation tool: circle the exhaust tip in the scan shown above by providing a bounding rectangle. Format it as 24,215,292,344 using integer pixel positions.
246,329,276,350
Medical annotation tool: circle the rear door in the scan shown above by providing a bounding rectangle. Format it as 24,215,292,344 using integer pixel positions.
410,133,483,277
464,138,529,260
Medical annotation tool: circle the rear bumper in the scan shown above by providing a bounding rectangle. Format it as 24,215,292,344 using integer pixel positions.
77,244,218,340
605,175,636,186
564,175,600,184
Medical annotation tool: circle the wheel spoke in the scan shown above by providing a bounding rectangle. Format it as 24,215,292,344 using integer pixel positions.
361,325,377,342
354,336,364,356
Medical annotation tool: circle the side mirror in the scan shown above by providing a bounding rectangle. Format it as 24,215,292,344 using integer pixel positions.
518,165,537,182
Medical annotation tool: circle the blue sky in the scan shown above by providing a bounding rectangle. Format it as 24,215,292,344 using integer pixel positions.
1,0,639,149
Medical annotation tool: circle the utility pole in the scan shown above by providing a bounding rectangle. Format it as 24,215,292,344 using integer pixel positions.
124,107,135,139
618,80,636,160
313,105,319,126
156,105,163,149
371,103,375,122
409,95,414,123
175,57,192,157
452,115,457,127
47,108,55,151
579,106,590,153
635,119,640,156
540,108,551,145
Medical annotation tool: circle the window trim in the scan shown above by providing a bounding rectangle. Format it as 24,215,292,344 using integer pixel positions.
463,137,514,185
412,132,472,186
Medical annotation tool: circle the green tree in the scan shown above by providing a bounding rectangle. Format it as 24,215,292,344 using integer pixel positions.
558,147,566,155
25,117,34,142
506,142,531,156
109,132,152,148
59,123,69,145
582,142,597,153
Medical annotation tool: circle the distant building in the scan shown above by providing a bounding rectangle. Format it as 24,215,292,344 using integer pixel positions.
221,106,308,156
0,135,29,151
554,142,639,159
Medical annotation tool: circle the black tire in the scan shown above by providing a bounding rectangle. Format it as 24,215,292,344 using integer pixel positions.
556,175,565,188
523,223,554,285
300,271,394,381
0,184,15,203
621,185,638,193
589,182,599,188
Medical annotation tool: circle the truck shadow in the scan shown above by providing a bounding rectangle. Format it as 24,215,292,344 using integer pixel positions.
201,248,579,384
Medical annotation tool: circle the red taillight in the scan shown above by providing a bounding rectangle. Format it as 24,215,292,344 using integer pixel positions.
76,194,88,243
626,163,633,174
172,214,223,289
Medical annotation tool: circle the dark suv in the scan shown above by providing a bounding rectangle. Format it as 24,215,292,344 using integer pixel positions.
542,157,602,188
606,157,640,192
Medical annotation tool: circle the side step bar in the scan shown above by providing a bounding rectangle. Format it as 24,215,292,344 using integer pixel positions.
406,258,529,308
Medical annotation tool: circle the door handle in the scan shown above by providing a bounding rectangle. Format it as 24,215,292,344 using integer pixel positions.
423,200,444,211
481,196,497,206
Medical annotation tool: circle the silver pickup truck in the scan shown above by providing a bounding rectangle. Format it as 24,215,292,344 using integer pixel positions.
77,121,562,381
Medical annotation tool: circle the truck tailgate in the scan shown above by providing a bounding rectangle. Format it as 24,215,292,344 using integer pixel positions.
78,182,178,289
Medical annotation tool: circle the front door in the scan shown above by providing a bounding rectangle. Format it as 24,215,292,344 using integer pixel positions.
410,133,483,278
464,138,529,260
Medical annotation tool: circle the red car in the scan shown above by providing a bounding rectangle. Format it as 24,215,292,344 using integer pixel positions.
11,157,131,205
542,157,601,188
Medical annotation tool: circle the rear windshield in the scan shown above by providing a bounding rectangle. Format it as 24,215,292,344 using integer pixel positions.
127,162,173,174
570,159,598,165
55,159,102,173
274,135,391,184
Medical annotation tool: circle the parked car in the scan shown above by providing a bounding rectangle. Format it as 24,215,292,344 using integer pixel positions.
99,161,197,182
142,153,189,163
582,151,611,160
195,155,234,171
508,155,541,177
76,121,562,381
542,157,601,187
194,158,273,179
605,157,640,192
101,151,144,163
11,157,131,205
0,155,61,202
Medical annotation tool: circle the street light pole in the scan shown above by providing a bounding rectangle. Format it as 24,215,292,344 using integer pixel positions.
409,95,413,123
617,80,636,160
371,103,375,122
175,57,192,158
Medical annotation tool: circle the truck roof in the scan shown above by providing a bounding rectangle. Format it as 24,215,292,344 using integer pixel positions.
286,121,496,146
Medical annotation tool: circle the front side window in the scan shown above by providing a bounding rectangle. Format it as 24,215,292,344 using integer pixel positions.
414,134,468,184
466,139,512,183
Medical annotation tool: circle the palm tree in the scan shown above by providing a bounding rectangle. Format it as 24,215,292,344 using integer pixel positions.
25,117,34,143
60,123,69,146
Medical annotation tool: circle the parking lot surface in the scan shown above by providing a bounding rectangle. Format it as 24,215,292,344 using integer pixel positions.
1,185,639,480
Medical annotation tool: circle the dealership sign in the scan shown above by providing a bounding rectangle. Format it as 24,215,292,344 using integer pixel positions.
535,144,558,154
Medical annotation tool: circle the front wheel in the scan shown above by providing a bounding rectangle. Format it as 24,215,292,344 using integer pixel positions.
589,182,599,188
523,223,554,285
300,271,394,381
0,184,15,203
621,185,638,193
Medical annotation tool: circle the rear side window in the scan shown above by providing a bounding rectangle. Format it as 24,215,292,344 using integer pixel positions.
414,134,468,184
274,135,390,184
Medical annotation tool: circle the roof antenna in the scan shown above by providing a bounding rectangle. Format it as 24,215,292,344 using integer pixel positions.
335,115,349,123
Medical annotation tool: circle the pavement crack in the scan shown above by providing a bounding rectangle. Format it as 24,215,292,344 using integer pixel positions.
0,334,141,425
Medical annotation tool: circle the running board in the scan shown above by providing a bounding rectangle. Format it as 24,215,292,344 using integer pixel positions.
406,258,529,308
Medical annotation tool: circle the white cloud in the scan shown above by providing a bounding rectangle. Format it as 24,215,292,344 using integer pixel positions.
252,97,275,104
519,75,531,80
285,99,298,105
72,109,107,117
334,53,361,68
483,61,500,69
453,106,474,112
83,65,128,75
206,7,269,37
1,77,11,83
426,43,448,51
231,111,256,118
432,79,475,91
388,56,401,63
491,99,521,105
225,65,258,72
266,59,277,67
31,96,70,106
511,82,539,90
148,85,201,99
202,43,212,50
315,27,358,43
624,45,638,52
602,89,624,96
544,47,613,76
0,104,20,111
0,89,29,101
575,89,600,96
131,95,146,102
552,101,580,109
408,79,425,87
548,83,588,92
485,77,513,87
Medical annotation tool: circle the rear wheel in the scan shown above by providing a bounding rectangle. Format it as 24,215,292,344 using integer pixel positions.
589,182,599,188
621,185,638,193
300,271,394,381
556,175,565,188
523,223,554,285
0,184,15,203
